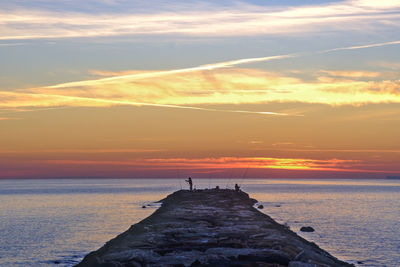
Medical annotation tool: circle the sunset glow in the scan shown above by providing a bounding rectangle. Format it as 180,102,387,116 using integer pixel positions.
1,0,400,179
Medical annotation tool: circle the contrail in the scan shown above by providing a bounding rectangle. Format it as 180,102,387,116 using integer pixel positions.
199,54,298,69
320,40,400,53
16,39,400,116
7,92,290,116
47,54,298,89
46,39,400,90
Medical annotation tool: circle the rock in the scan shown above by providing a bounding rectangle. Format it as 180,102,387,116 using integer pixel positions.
300,226,315,232
190,259,201,266
293,250,304,261
76,189,353,267
289,261,316,267
258,204,264,209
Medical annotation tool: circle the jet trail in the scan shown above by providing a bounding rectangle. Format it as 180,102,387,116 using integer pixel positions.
47,39,400,90
321,40,400,53
47,54,297,89
15,39,400,116
3,92,289,116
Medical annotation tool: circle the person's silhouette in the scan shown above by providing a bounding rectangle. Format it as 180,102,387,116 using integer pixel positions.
185,177,193,191
235,183,240,192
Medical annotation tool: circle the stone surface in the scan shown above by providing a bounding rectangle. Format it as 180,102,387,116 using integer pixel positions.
300,227,315,233
76,189,353,267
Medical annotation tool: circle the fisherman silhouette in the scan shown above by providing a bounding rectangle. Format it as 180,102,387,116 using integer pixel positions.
235,183,240,192
185,177,193,191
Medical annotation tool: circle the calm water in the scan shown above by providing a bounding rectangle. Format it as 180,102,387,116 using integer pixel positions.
0,179,399,266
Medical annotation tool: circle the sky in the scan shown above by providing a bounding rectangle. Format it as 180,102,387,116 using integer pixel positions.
1,0,400,179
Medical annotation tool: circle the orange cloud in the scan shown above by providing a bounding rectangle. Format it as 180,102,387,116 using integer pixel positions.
2,153,399,178
1,67,400,115
89,70,151,77
320,70,382,78
3,46,400,112
0,148,164,154
26,68,400,107
39,157,387,173
0,117,21,121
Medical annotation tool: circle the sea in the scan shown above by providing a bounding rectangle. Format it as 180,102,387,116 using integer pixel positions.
0,178,399,267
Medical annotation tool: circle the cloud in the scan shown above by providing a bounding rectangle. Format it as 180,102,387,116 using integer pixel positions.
374,61,400,70
0,148,163,154
30,68,400,107
47,54,296,89
0,117,21,121
2,40,400,111
320,70,382,78
322,40,400,53
2,68,400,112
0,42,26,47
272,142,296,147
1,0,400,40
89,69,147,77
38,156,392,173
352,0,400,9
0,89,290,116
275,148,400,154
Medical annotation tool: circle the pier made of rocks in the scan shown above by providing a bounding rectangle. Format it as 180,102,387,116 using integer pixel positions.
77,189,353,267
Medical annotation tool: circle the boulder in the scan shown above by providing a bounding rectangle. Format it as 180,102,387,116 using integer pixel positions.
300,226,315,232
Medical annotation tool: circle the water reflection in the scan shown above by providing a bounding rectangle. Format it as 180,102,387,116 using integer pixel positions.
0,178,399,266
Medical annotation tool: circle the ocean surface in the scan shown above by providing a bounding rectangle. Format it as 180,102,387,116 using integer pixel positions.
0,178,399,267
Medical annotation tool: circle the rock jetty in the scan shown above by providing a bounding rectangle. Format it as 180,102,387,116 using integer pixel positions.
77,189,353,267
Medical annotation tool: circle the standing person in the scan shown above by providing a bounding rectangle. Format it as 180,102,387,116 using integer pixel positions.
235,183,240,192
185,177,193,191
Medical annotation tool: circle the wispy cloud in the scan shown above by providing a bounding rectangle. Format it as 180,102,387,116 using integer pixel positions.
320,70,382,78
28,67,400,107
1,40,400,111
321,40,400,53
274,148,400,154
0,90,290,116
2,69,400,112
1,0,400,40
45,39,400,91
373,61,400,70
0,148,163,154
0,42,26,47
47,54,296,89
0,117,21,121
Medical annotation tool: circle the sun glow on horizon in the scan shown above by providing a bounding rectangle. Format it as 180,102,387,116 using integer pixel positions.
1,0,400,179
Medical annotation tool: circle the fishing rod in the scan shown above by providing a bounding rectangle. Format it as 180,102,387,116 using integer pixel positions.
225,169,233,189
238,166,250,188
177,169,182,190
